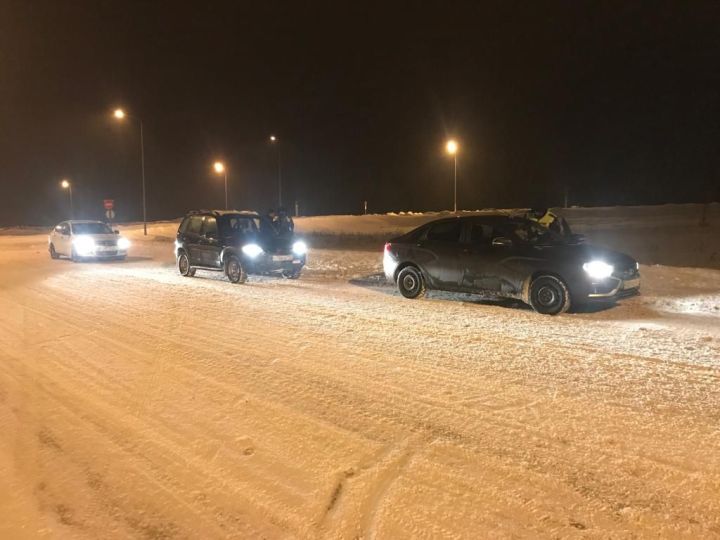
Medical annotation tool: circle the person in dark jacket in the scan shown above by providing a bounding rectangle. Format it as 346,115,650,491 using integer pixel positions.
260,209,277,236
527,208,572,237
274,206,295,236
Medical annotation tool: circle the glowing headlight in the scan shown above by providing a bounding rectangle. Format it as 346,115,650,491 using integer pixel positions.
583,260,614,280
72,236,95,256
242,243,264,258
292,240,308,256
117,237,131,250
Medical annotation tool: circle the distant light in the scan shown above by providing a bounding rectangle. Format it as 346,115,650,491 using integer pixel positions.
113,108,126,119
446,139,458,155
61,179,70,189
213,161,225,173
269,135,277,142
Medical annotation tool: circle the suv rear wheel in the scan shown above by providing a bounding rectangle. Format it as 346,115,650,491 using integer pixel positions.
177,252,195,277
397,266,426,299
529,275,570,315
225,255,247,284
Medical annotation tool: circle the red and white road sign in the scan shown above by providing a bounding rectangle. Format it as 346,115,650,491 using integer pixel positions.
103,199,114,210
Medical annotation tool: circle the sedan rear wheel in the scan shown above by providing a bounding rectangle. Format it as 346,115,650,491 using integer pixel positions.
397,266,426,299
49,244,59,259
529,275,570,315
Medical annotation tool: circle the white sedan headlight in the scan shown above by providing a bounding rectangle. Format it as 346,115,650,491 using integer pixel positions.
242,243,264,258
583,260,614,280
117,237,131,250
292,240,308,256
73,236,96,256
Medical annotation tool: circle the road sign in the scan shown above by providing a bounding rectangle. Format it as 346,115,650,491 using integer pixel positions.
105,209,115,220
103,199,114,210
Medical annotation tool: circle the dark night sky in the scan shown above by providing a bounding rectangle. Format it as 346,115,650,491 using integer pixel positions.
1,0,718,225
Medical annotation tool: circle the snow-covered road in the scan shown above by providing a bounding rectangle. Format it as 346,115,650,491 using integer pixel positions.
1,233,720,538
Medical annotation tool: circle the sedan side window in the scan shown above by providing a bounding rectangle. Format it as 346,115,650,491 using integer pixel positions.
426,221,462,243
469,223,493,246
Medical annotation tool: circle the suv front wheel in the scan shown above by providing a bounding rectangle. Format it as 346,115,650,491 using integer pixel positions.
225,255,247,284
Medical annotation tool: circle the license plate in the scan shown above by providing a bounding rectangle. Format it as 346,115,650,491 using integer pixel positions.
97,246,116,252
272,255,293,262
624,278,640,289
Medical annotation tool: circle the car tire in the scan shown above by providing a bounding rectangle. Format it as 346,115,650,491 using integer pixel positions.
397,266,426,299
71,248,80,263
282,268,302,279
225,255,247,284
49,244,59,259
529,275,571,315
177,252,195,277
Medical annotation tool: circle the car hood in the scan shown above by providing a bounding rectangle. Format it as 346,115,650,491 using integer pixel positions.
535,242,637,269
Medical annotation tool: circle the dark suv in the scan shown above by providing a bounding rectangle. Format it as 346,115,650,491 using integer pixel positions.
383,214,640,314
175,210,307,283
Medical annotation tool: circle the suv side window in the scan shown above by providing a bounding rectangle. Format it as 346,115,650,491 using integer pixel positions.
201,216,218,238
426,220,462,243
186,216,203,235
179,217,190,234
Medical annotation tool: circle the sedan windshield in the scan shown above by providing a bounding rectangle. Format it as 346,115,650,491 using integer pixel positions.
72,222,113,235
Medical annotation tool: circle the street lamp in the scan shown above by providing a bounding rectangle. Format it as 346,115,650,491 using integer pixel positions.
113,107,147,235
446,139,459,213
60,178,73,219
213,161,228,210
269,135,282,207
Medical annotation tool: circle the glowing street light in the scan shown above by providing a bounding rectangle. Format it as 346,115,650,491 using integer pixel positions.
60,178,73,218
269,135,282,207
113,107,147,235
213,161,228,210
446,139,459,213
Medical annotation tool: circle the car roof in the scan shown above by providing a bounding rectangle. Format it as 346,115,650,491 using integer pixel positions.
186,210,259,218
64,220,109,225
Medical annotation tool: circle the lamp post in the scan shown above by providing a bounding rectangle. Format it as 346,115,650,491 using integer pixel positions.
446,139,458,213
213,161,228,210
269,135,282,208
113,108,148,235
60,179,73,219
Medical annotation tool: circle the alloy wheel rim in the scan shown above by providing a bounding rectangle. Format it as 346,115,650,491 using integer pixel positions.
229,261,240,280
402,274,417,292
537,285,558,307
179,255,188,273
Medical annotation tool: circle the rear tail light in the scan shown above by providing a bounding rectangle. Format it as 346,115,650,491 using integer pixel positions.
384,242,391,253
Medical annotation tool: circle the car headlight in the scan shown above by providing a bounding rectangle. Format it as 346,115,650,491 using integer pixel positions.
292,240,308,256
117,237,131,250
583,260,614,280
72,236,95,256
242,243,264,258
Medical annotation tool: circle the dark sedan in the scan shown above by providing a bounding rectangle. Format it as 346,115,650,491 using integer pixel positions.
383,214,640,314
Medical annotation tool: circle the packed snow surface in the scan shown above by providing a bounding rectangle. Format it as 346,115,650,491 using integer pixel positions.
1,208,720,538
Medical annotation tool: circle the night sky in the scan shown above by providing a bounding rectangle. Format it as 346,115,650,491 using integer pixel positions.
1,1,718,225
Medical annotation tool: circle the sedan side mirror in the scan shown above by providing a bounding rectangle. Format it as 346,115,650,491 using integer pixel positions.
492,237,513,247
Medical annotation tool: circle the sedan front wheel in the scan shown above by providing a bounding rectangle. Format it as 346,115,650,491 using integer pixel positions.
529,275,571,315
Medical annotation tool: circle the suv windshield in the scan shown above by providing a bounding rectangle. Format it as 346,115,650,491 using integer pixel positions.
72,222,113,235
219,215,260,236
502,220,567,246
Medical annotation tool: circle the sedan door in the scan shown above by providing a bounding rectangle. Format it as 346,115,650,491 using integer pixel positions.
415,220,464,290
458,220,502,293
54,223,72,255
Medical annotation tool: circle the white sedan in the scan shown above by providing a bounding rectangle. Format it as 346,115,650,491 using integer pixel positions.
49,220,131,261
